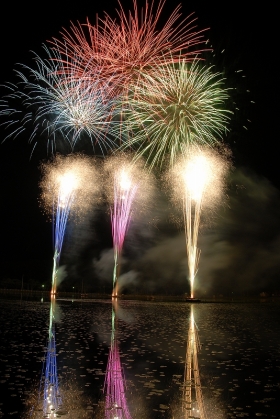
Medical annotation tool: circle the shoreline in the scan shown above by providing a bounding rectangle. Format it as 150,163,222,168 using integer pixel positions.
0,288,279,303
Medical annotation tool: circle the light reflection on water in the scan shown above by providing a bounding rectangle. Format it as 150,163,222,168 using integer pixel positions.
0,298,279,418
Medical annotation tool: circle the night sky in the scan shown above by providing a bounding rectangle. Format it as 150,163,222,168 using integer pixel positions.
0,0,278,296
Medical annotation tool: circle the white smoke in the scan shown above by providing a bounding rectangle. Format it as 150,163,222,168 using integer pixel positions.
117,270,139,294
56,265,68,286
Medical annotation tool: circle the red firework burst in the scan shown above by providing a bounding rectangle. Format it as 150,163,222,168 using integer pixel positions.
51,0,207,95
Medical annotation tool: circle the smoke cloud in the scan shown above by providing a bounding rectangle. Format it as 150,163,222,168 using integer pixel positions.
197,167,280,296
56,265,68,287
126,167,280,296
64,167,280,296
93,248,115,284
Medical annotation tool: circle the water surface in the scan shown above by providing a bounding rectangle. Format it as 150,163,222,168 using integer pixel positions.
0,298,279,418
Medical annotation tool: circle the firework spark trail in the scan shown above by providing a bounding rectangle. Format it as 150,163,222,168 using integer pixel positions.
111,169,138,296
121,58,231,169
104,300,132,419
40,154,99,294
0,45,119,155
52,0,207,98
169,147,229,298
51,171,77,294
104,154,153,296
183,154,210,298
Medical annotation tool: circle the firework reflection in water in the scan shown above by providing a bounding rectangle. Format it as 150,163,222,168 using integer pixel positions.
40,154,99,294
169,147,229,298
183,304,207,419
103,299,132,419
39,297,62,418
104,154,153,297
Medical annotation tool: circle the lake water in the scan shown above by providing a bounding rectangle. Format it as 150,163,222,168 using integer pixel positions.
0,298,279,418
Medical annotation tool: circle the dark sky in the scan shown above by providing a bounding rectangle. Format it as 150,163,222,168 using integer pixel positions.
0,0,278,296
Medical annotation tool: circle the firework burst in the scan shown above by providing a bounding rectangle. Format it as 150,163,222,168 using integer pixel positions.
40,153,100,294
104,153,153,296
53,0,207,97
121,58,231,169
0,45,119,156
168,146,230,298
